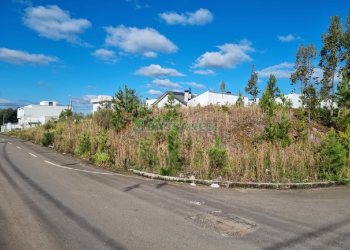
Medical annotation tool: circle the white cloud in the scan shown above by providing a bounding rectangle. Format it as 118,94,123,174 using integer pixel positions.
159,8,213,26
136,64,184,77
185,82,206,88
147,89,162,95
23,5,91,44
0,48,58,65
277,34,300,42
193,69,215,75
105,25,177,57
257,62,294,78
193,40,254,68
91,49,117,63
152,78,181,88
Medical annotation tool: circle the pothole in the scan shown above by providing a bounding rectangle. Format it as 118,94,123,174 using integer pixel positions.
188,212,256,237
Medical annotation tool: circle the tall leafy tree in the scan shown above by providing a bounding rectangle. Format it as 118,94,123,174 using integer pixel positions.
319,16,343,115
290,44,318,122
245,65,259,102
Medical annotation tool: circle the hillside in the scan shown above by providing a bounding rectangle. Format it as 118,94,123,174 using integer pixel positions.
10,103,348,184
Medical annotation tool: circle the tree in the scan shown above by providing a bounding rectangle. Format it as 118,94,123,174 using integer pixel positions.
319,128,347,180
319,16,343,116
0,108,17,125
290,44,318,122
59,109,73,120
112,85,141,131
164,92,180,121
259,75,279,116
235,91,244,107
266,74,280,99
245,65,259,102
220,81,226,94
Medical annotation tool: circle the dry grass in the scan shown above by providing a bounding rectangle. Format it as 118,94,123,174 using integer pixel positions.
10,105,328,182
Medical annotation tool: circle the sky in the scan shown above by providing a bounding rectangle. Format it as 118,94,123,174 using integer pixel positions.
0,0,349,112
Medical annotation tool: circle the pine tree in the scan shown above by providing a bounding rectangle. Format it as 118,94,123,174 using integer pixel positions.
112,85,140,131
266,74,280,98
235,91,244,107
245,65,259,102
319,128,347,179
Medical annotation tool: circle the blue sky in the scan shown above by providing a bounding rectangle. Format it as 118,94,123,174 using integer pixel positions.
0,0,349,112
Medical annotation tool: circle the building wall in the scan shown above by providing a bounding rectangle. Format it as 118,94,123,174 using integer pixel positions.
188,91,249,107
92,101,112,113
17,105,68,128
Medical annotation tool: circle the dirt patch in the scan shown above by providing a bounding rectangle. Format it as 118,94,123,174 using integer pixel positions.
188,212,256,237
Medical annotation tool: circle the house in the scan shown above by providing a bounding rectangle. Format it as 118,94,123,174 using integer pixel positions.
91,95,113,113
187,91,249,107
276,93,303,109
152,89,195,108
17,101,68,129
145,98,157,107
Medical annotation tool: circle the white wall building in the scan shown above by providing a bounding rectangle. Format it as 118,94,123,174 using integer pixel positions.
91,95,113,113
17,101,68,129
187,91,249,107
276,93,303,109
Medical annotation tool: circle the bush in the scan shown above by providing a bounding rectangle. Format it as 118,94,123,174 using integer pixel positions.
42,131,54,147
93,152,111,166
138,139,158,170
166,125,181,172
319,128,347,180
93,109,113,130
208,138,228,177
79,133,91,156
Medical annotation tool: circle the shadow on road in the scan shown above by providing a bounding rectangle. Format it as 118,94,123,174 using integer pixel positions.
123,183,141,192
0,144,126,250
264,217,350,250
155,182,168,189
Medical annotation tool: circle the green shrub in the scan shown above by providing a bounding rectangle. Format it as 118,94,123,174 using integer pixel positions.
166,125,181,172
207,138,228,177
93,152,111,166
93,109,113,130
138,139,158,170
42,131,54,147
319,128,347,180
79,133,91,156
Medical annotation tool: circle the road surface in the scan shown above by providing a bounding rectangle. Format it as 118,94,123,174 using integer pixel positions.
0,135,349,250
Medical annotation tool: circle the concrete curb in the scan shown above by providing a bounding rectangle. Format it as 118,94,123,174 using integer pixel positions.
128,169,337,189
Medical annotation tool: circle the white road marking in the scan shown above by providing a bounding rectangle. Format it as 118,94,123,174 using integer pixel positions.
44,161,123,176
8,142,12,145
29,153,38,158
16,146,22,150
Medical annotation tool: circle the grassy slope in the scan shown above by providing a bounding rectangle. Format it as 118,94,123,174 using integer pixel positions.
9,106,332,183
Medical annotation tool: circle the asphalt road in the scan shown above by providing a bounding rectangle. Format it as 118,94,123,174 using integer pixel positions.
0,135,349,250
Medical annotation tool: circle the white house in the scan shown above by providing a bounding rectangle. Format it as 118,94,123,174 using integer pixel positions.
91,95,113,113
17,101,68,129
187,91,249,107
145,98,157,107
152,90,195,108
